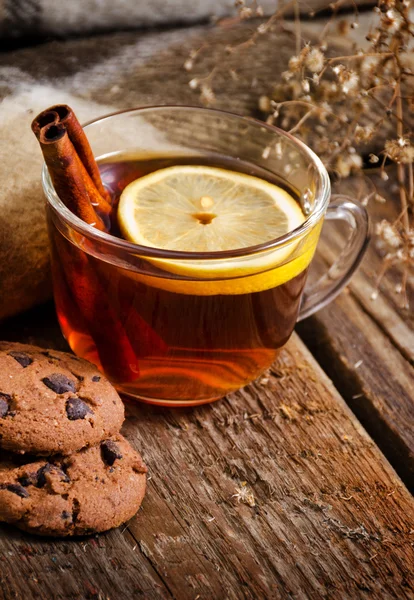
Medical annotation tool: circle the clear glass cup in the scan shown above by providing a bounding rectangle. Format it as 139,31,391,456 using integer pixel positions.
43,106,370,406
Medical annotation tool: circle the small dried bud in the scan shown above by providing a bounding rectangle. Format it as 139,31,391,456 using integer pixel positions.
382,8,403,32
342,72,359,95
354,125,374,143
200,84,215,104
184,59,193,71
189,78,199,90
282,70,294,81
376,220,402,249
258,95,271,113
239,6,253,19
288,56,302,72
384,138,414,164
304,48,325,73
302,79,310,93
335,153,363,178
369,154,380,163
361,56,379,75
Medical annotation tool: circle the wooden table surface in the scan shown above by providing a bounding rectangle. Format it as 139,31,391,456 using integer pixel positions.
0,176,413,599
1,13,413,600
1,295,413,600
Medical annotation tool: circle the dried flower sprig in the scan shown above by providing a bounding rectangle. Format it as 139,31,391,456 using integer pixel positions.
185,0,414,308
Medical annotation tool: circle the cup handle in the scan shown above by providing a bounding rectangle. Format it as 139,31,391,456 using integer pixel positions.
297,195,371,321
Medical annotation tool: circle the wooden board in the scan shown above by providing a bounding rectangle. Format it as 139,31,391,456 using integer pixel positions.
0,304,413,599
298,170,414,491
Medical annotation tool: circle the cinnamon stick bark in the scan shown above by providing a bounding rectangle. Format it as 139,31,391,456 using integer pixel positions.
31,109,59,136
32,105,111,215
35,123,106,231
51,231,140,382
52,105,111,204
32,104,141,383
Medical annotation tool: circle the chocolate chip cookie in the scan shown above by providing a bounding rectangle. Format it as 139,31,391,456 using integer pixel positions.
0,434,147,536
0,342,124,455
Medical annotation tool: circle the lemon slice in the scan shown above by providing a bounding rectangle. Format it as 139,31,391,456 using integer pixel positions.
117,165,318,295
119,165,304,252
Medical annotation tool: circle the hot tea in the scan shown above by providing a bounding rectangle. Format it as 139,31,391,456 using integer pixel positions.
38,106,369,406
49,153,313,405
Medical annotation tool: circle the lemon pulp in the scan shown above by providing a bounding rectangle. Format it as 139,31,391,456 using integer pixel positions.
117,165,319,295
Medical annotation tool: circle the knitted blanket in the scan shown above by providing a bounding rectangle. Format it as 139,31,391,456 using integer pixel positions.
0,0,277,38
0,0,369,39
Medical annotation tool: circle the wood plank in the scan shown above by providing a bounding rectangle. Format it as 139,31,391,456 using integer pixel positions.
0,304,413,599
0,525,170,600
298,170,414,491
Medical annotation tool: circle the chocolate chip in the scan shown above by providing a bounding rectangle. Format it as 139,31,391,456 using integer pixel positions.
19,472,38,487
66,397,93,420
92,375,101,382
101,440,123,466
0,483,30,498
42,373,77,394
8,351,33,368
41,351,60,360
36,464,70,488
61,510,71,520
0,393,11,418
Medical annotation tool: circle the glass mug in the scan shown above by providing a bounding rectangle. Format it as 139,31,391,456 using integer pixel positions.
43,106,370,406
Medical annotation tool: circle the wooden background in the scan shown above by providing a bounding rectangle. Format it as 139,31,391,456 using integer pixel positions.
0,7,413,600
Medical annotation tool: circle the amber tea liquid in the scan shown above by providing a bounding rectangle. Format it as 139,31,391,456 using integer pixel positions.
49,153,308,405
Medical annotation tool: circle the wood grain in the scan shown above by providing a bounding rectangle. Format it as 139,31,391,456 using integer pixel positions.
0,304,413,599
298,171,414,491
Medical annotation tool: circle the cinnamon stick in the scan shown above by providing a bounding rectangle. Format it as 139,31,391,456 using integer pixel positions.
32,105,141,383
32,105,111,216
51,232,140,382
31,109,59,137
36,122,106,231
